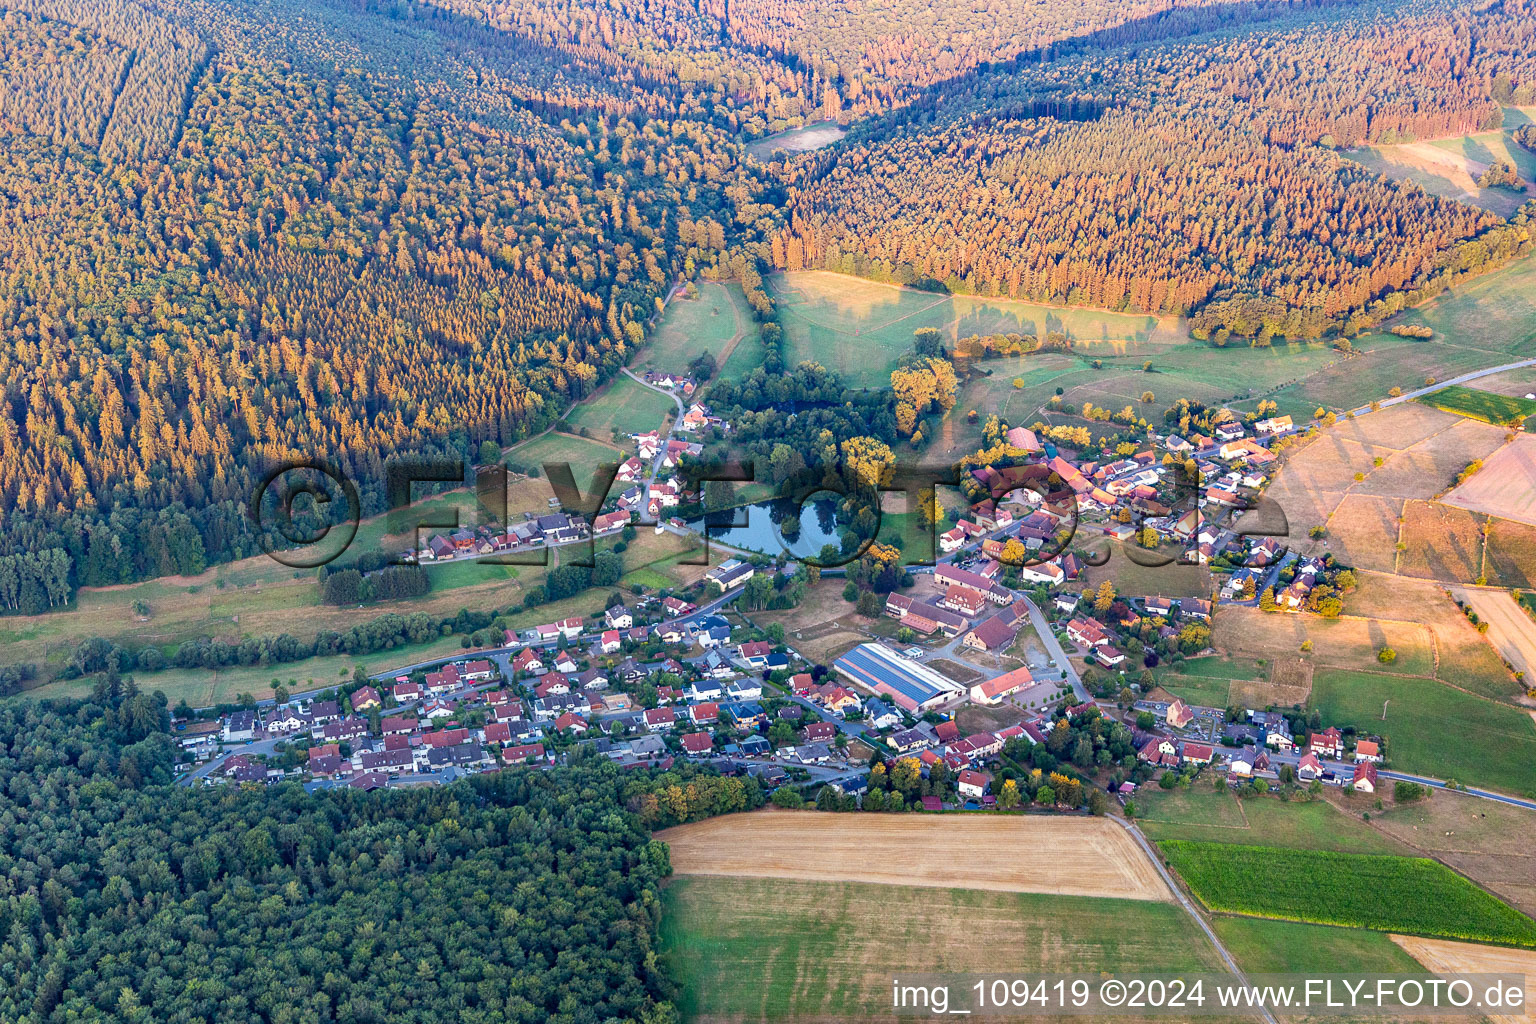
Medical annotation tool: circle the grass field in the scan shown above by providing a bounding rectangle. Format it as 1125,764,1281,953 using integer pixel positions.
660,810,1170,900
1212,606,1435,678
1137,788,1412,856
1214,917,1428,974
1309,669,1536,796
1162,841,1536,946
768,270,1177,389
1371,790,1536,917
505,431,627,495
1345,111,1536,217
562,374,675,441
18,632,467,707
1420,385,1536,426
640,281,744,371
660,877,1224,1023
1156,673,1233,708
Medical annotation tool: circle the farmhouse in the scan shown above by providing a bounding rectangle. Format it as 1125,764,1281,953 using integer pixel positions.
963,614,1018,652
941,585,989,618
934,564,1012,604
832,643,966,712
969,665,1033,705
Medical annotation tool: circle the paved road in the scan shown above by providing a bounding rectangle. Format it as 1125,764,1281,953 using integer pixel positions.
1116,817,1281,1024
1377,770,1536,811
1346,357,1536,417
1011,591,1089,703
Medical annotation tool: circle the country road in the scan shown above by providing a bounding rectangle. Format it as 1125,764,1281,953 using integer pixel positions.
1117,817,1280,1024
1347,356,1536,417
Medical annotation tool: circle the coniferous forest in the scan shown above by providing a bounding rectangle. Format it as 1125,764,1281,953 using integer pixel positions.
3,0,1536,609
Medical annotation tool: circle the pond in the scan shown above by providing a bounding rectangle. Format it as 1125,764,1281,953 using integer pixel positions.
688,497,847,560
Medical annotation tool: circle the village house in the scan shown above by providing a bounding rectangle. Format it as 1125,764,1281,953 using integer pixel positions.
1311,726,1344,758
957,769,989,799
1351,761,1378,793
1180,742,1214,765
350,686,381,711
1066,617,1109,648
1138,737,1178,767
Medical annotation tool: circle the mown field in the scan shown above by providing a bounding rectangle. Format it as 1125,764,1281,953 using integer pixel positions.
767,270,1176,389
1213,917,1428,974
562,374,676,441
1137,788,1412,856
1162,842,1536,947
640,281,745,371
1420,385,1536,426
659,876,1225,1022
1309,669,1536,796
504,430,628,495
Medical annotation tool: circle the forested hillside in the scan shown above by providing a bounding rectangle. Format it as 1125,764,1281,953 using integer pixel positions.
0,0,767,605
775,0,1536,338
0,690,760,1023
4,0,1536,611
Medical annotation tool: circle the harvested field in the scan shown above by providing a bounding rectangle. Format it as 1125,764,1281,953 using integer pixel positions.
1213,605,1434,678
1485,517,1536,588
1342,574,1515,697
1330,402,1463,450
1444,433,1536,527
1390,937,1536,1024
1279,435,1393,493
660,877,1222,1024
1320,493,1402,571
1396,500,1486,584
659,810,1172,902
1452,588,1536,683
1355,417,1511,500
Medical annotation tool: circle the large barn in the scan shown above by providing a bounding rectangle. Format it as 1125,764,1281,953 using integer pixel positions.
832,644,965,712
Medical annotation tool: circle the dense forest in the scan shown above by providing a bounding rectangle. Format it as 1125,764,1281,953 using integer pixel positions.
5,0,1536,610
774,0,1536,337
0,0,771,601
0,690,761,1023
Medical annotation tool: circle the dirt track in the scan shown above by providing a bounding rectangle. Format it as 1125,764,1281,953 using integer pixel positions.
1453,588,1536,681
1390,936,1536,1024
658,810,1172,902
